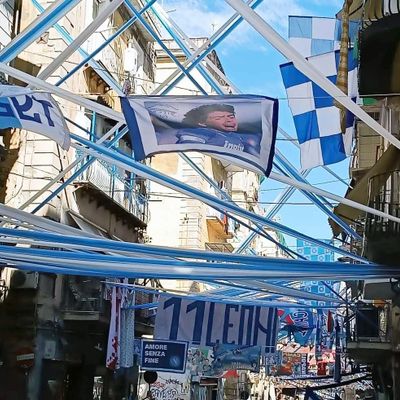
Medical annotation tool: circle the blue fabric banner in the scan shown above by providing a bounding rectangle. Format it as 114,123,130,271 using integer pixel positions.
120,95,278,175
288,16,359,58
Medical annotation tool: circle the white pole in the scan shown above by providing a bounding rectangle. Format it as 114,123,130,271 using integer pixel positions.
0,63,123,121
72,139,400,227
225,0,400,151
37,0,125,80
0,0,81,62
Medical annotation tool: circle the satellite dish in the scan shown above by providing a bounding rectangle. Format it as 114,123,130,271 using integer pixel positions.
143,371,158,384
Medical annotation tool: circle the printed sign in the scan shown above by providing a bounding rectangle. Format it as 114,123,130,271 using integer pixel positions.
275,352,308,376
141,339,187,373
186,347,215,377
278,308,316,346
154,297,279,351
265,350,283,367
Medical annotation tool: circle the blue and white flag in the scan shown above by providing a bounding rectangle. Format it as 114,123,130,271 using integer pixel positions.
120,95,279,176
280,50,357,169
288,16,359,57
0,85,70,149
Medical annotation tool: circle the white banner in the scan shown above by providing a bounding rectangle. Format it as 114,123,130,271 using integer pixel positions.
0,85,70,149
154,297,279,351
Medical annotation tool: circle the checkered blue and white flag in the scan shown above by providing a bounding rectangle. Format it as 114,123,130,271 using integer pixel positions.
288,16,359,57
280,50,358,169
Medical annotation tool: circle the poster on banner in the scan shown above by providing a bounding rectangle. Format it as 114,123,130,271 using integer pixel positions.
154,297,279,351
120,95,279,175
278,308,316,346
0,85,70,149
186,347,215,377
276,352,308,376
141,339,188,373
265,350,282,367
212,344,261,373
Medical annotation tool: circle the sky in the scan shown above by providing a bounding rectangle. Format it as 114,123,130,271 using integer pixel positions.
161,0,350,249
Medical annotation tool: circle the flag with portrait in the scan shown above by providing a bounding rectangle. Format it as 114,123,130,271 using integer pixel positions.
120,95,278,176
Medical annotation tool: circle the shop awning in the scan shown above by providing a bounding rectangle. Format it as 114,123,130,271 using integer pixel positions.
329,145,400,236
339,0,400,22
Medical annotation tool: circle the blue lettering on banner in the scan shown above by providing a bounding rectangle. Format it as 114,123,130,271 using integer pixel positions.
0,98,21,129
223,304,239,344
186,300,205,345
163,297,181,340
238,305,254,346
140,339,188,373
205,301,216,347
32,96,55,127
155,297,279,350
11,95,41,123
10,95,57,127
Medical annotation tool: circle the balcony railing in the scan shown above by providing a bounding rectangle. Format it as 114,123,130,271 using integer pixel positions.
349,305,391,344
75,151,148,224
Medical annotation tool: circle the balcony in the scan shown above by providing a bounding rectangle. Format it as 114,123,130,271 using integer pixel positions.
347,305,392,363
364,170,400,265
206,207,234,241
74,151,148,227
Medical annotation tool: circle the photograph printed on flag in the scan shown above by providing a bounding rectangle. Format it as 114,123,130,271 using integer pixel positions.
120,95,279,176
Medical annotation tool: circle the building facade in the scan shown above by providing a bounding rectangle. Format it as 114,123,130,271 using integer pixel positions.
330,3,400,398
0,1,157,399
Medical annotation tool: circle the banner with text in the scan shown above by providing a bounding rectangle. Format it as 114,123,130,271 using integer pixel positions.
0,85,70,149
121,95,278,175
154,297,279,352
141,339,188,373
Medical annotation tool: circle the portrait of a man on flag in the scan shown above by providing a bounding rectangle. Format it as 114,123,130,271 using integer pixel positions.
120,95,278,176
158,103,262,157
